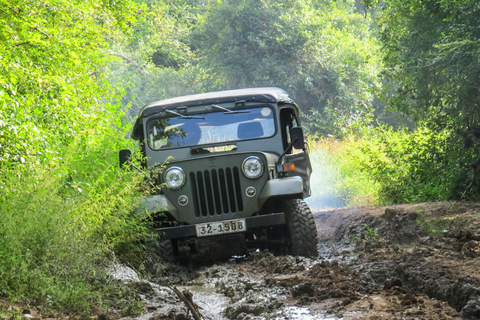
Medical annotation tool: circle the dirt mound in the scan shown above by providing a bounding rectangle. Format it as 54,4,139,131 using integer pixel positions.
233,251,460,319
314,201,480,319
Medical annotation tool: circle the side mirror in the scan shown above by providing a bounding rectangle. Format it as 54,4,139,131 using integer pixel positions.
290,127,305,150
119,149,132,169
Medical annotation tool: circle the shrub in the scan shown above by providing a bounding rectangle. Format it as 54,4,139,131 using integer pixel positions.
308,136,381,209
0,118,152,314
308,123,476,207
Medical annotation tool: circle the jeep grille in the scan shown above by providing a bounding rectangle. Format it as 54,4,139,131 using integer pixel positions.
190,167,244,217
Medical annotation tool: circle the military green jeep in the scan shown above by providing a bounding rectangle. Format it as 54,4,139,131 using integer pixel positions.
120,87,319,261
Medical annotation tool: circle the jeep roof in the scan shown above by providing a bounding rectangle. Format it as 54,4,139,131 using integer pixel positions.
131,87,296,140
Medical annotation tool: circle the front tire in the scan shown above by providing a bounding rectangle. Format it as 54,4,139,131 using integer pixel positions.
158,239,176,263
283,199,319,257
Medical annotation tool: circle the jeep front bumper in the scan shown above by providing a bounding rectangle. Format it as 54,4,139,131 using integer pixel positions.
156,212,285,240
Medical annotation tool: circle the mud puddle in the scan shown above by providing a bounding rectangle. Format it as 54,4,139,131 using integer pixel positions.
154,254,342,320
118,201,480,320
175,285,229,319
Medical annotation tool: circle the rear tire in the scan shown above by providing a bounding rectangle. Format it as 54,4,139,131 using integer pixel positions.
283,199,319,257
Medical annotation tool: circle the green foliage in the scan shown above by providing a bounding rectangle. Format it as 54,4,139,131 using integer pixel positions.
0,0,156,314
306,146,348,210
0,122,151,313
191,0,382,136
103,0,384,137
3,0,479,313
353,223,379,245
0,0,139,168
364,224,379,242
309,136,382,208
355,0,480,201
378,0,480,129
309,122,477,207
414,203,480,236
415,206,452,236
106,0,206,117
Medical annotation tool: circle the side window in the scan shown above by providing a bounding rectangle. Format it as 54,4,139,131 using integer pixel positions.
280,108,303,154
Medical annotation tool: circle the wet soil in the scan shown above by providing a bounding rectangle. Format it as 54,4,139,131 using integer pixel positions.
111,201,480,320
312,201,480,320
4,201,480,319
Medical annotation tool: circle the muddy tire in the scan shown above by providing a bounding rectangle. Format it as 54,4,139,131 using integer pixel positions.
158,239,176,263
284,199,319,257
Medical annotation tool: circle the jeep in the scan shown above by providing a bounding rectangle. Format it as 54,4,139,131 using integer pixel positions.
120,87,319,261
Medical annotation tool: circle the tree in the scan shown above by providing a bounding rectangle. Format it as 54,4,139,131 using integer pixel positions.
105,0,207,118
191,0,382,136
0,1,158,312
0,0,139,169
378,0,480,128
377,0,480,197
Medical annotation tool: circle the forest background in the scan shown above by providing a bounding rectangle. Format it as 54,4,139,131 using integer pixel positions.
1,0,479,316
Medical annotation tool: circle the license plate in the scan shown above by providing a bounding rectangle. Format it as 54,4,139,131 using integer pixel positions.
195,218,246,237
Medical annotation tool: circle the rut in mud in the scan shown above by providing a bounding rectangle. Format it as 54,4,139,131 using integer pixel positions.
111,201,480,320
314,202,480,319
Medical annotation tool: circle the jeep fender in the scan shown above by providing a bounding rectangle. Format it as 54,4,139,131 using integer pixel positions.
134,194,178,219
258,176,304,209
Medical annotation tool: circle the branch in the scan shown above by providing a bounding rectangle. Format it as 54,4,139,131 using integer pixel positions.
14,41,33,47
168,286,204,320
6,6,52,40
32,26,52,39
461,153,480,200
461,130,480,199
467,132,480,147
117,79,147,106
109,53,144,75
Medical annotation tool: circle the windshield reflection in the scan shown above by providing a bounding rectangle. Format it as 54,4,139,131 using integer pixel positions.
147,106,275,150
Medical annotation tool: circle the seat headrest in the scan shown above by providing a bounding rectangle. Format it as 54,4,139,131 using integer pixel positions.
237,121,264,139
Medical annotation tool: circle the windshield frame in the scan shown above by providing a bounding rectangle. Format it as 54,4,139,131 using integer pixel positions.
145,104,278,151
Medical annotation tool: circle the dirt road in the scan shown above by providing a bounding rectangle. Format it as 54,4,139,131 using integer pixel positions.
115,201,480,319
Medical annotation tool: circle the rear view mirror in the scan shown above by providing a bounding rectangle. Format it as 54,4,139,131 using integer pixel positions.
119,149,132,169
290,127,305,150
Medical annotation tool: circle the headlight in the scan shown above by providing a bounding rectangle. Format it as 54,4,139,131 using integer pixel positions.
242,156,264,179
163,166,186,190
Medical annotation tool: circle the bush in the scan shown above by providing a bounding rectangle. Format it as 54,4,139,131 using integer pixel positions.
0,119,152,314
0,1,157,312
307,137,380,209
308,123,476,207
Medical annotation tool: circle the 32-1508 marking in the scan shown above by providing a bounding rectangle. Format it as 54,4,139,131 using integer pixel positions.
195,218,246,237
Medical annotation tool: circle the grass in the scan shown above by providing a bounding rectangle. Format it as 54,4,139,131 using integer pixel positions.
414,204,479,236
306,136,381,210
0,117,473,314
0,124,155,315
306,122,471,209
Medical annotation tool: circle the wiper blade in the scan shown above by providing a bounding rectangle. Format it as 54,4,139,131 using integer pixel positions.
190,143,237,154
165,109,204,119
212,104,250,114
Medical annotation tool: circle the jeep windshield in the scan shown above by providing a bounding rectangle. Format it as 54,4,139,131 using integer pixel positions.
147,106,275,150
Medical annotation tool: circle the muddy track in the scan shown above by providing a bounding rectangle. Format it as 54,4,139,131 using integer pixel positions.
110,201,480,320
315,202,480,319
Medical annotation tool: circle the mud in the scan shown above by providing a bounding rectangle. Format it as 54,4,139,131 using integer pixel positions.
112,201,480,319
313,201,480,319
